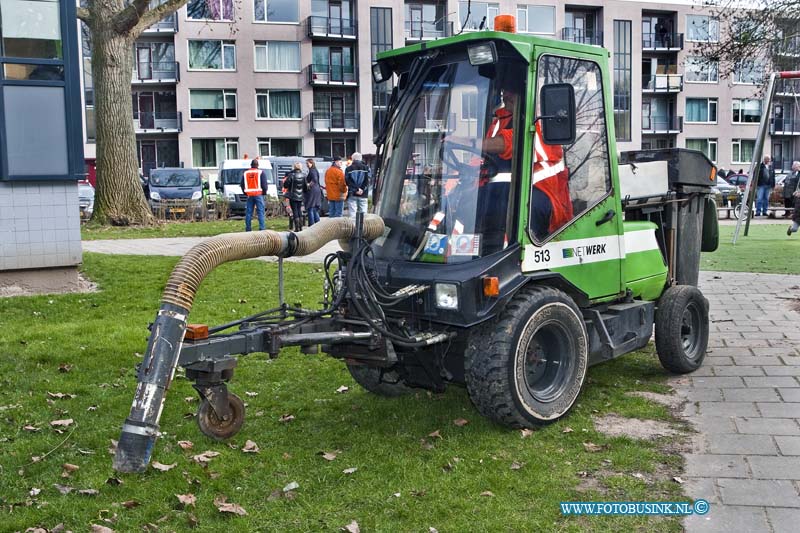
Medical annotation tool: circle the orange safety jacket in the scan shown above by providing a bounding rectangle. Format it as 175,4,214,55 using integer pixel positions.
533,122,573,232
243,169,263,196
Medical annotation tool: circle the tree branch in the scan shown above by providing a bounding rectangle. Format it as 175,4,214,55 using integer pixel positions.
112,0,151,34
76,6,91,23
131,0,188,37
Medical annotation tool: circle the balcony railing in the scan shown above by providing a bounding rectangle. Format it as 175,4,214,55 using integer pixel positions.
776,78,800,96
642,74,683,92
642,115,683,133
404,20,453,41
414,113,457,132
777,36,800,56
310,111,359,132
133,111,182,132
143,13,177,33
770,118,800,135
642,32,684,50
307,63,358,85
133,61,179,83
561,27,603,46
306,16,357,39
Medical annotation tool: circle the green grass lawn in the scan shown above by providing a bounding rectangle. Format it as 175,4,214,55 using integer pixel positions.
81,218,290,241
702,223,800,275
0,255,687,532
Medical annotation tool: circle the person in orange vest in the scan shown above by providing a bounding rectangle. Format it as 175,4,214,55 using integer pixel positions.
530,121,573,241
239,159,268,231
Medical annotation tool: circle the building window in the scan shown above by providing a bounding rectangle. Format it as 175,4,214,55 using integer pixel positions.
315,137,357,159
255,90,301,119
731,139,755,164
254,41,300,72
371,7,393,133
684,57,718,83
192,138,238,168
188,40,236,70
734,61,765,85
1,0,63,59
189,89,237,119
686,138,717,162
613,20,632,142
516,5,555,34
187,0,233,21
458,2,499,31
685,98,718,123
258,138,302,157
686,15,719,42
254,0,298,23
732,99,762,123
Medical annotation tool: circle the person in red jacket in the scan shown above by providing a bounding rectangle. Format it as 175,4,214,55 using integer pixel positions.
530,121,573,241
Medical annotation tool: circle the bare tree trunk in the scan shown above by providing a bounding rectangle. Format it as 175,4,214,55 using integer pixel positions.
90,18,153,226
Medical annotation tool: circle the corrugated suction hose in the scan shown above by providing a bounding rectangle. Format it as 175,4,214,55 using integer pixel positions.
113,215,385,473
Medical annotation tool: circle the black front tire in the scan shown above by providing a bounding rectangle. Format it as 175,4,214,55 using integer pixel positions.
655,285,709,374
465,286,588,428
196,393,245,441
347,364,413,397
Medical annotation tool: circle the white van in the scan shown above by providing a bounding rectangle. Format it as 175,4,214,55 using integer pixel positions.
216,159,276,215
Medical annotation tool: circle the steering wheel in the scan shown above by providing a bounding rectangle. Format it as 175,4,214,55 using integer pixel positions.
441,140,501,180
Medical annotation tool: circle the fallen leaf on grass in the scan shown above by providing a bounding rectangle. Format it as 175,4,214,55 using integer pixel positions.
58,363,72,373
86,405,98,411
184,396,196,403
178,440,194,451
582,442,606,453
151,461,177,472
429,528,439,533
342,520,360,533
510,461,523,471
673,476,685,484
214,496,247,516
192,451,220,465
108,440,118,456
29,487,41,497
453,418,469,427
245,391,258,397
342,467,358,474
427,430,442,439
121,500,139,509
319,450,339,461
279,414,295,423
480,491,494,497
176,493,196,507
78,489,99,496
61,463,79,478
420,439,435,451
186,513,199,528
106,477,123,486
562,427,574,434
47,392,76,400
53,484,73,495
336,385,350,394
242,440,260,454
283,481,299,493
50,419,73,428
520,429,534,438
91,525,114,533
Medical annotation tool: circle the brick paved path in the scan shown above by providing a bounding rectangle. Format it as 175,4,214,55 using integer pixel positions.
678,272,800,532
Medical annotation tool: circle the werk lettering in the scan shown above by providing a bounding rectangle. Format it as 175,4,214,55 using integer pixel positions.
562,243,607,259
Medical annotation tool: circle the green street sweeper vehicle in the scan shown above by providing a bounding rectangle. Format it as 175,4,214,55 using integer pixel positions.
114,24,718,473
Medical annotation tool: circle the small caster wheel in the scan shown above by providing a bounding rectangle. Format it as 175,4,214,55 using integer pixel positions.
197,392,245,441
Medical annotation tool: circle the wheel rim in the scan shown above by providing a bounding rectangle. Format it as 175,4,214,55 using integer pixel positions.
680,301,703,361
522,320,574,403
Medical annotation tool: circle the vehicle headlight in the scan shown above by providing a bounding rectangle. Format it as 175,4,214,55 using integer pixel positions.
150,191,161,200
191,191,202,201
226,193,236,201
435,283,459,310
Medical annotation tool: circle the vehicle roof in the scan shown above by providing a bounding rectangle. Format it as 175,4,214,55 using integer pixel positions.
220,159,273,170
151,167,201,173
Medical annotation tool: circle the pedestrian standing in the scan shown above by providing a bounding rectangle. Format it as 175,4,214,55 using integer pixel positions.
756,155,775,216
304,159,322,226
325,157,347,217
283,162,306,232
345,152,371,219
239,159,268,231
782,161,799,218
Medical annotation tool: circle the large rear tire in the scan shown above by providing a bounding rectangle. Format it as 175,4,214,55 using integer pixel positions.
465,286,588,428
347,364,413,397
655,285,709,374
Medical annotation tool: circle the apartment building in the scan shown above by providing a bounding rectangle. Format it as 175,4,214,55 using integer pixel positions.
79,0,800,178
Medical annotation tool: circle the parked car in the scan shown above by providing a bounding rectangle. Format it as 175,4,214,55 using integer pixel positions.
712,176,738,206
148,168,205,218
78,180,94,220
217,159,277,216
725,173,749,190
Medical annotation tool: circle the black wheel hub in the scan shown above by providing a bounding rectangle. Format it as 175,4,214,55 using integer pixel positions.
680,302,702,360
523,322,573,403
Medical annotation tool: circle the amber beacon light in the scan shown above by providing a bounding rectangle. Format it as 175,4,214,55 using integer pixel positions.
494,14,516,33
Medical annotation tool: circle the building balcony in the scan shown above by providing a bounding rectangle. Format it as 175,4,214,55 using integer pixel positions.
561,27,603,46
642,74,683,93
413,113,457,133
133,111,182,133
310,112,359,132
142,13,177,34
642,115,683,134
642,33,683,52
132,61,179,84
770,118,800,136
307,64,358,86
775,79,800,96
405,20,452,42
777,36,800,56
306,16,357,40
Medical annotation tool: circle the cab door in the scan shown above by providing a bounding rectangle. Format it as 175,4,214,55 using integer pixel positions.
521,51,624,301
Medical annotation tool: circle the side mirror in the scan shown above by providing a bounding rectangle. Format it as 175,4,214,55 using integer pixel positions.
215,181,222,190
371,60,392,84
539,83,576,145
203,181,210,190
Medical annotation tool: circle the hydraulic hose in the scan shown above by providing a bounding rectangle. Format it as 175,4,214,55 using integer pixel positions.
113,215,385,473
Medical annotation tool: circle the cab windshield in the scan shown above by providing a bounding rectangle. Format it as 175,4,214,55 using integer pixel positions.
373,55,525,263
150,170,201,187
